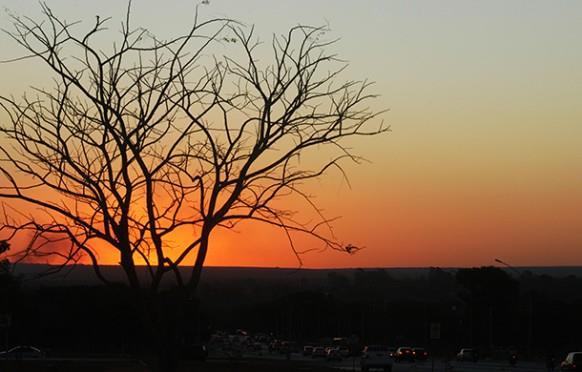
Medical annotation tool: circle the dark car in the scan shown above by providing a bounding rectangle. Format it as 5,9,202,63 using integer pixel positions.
393,347,414,362
312,346,326,358
561,352,582,371
326,347,342,361
279,341,297,354
338,346,350,358
413,347,429,361
361,345,393,372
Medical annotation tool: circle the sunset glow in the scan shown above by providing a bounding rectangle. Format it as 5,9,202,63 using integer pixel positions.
1,0,581,269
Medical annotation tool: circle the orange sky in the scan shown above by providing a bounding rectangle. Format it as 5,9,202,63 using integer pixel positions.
1,0,581,268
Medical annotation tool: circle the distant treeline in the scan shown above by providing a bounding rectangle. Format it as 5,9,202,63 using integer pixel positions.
1,266,582,357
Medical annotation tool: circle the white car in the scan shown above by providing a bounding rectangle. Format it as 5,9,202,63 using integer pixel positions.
560,352,582,371
456,348,478,362
361,345,393,372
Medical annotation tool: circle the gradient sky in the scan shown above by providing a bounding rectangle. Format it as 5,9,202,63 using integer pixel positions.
1,0,581,268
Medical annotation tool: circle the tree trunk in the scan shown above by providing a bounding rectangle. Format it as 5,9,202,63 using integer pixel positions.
139,289,193,372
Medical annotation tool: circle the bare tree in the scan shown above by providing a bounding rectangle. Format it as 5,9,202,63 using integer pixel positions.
0,3,386,369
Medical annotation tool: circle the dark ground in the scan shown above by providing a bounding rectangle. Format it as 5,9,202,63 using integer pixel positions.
0,358,339,372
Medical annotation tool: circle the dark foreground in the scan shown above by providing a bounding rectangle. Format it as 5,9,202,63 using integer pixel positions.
0,358,339,372
0,356,551,372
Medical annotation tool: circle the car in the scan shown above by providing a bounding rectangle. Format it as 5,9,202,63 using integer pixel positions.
312,346,326,358
269,340,280,352
279,341,297,354
560,352,582,371
326,347,342,361
251,342,268,353
303,345,314,356
338,346,350,358
0,345,45,359
456,348,479,362
393,346,414,362
361,345,393,372
412,347,429,361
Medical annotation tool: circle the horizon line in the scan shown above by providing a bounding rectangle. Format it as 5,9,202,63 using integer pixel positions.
13,263,582,270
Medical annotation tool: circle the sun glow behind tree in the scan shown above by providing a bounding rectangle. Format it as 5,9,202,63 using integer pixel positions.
0,3,385,289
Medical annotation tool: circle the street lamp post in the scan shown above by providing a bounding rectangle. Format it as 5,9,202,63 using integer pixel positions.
494,258,533,358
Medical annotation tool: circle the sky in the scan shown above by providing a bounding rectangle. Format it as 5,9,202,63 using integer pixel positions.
0,0,581,268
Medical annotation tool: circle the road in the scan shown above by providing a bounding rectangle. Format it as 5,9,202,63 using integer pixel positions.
0,353,552,372
243,353,549,372
329,358,547,372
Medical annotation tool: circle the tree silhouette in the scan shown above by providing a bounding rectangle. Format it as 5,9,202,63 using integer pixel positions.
456,267,519,350
0,3,386,370
0,241,9,255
